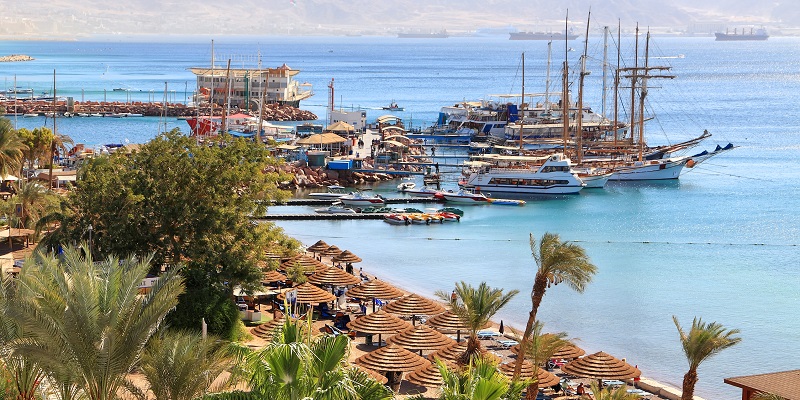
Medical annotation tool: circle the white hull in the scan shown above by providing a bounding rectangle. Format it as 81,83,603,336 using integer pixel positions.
608,158,687,181
405,188,440,198
442,191,490,204
339,198,385,206
461,154,584,195
308,193,347,200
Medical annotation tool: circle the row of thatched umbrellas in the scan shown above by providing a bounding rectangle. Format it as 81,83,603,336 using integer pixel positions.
260,240,642,393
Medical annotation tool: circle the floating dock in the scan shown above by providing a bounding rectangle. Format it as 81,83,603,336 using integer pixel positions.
274,197,443,206
257,213,389,221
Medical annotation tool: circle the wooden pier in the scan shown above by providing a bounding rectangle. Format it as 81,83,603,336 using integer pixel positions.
274,197,443,206
257,213,389,221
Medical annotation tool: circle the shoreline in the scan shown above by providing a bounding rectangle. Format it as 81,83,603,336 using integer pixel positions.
0,54,34,62
294,238,698,400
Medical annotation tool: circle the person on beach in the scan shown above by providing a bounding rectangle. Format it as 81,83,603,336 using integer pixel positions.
450,290,457,303
576,383,586,396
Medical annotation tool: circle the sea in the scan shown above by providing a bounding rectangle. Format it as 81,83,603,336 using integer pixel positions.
2,35,799,399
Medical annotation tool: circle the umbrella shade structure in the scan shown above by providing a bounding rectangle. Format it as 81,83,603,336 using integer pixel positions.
385,324,456,353
347,309,411,335
306,240,330,253
296,132,347,146
347,279,405,301
280,254,328,274
426,341,501,364
277,283,337,304
498,360,560,387
405,358,456,387
561,351,641,381
322,245,343,258
251,317,287,341
307,265,361,286
552,343,586,360
351,365,388,385
332,250,362,264
384,293,446,316
355,344,430,373
262,270,287,284
424,311,473,333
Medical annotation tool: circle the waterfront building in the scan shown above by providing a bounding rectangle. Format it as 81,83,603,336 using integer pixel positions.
189,63,313,108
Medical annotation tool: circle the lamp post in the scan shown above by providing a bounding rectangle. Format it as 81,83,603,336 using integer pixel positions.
88,224,93,256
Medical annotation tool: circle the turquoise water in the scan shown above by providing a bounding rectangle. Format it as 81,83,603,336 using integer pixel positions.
3,36,800,398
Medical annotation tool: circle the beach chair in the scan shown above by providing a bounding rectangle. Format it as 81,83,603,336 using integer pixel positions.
493,339,519,349
477,330,502,340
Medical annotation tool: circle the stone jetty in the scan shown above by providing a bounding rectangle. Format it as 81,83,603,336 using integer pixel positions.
268,163,397,189
0,54,34,62
0,99,316,120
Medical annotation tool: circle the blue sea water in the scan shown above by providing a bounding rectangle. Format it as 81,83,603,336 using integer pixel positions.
2,36,799,399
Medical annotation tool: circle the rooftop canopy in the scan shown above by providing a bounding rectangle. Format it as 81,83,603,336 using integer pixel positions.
725,369,800,400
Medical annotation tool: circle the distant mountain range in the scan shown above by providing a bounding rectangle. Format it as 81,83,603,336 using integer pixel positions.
0,0,796,38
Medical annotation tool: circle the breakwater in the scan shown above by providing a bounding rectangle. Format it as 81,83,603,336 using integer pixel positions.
0,54,34,62
1,100,316,120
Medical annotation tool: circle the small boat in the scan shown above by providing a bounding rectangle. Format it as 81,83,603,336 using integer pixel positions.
112,88,129,92
437,211,461,222
308,185,350,200
22,113,38,118
90,113,103,117
381,101,404,111
425,213,445,223
397,181,416,192
126,113,143,117
488,198,526,206
384,213,410,225
339,192,385,206
407,213,431,224
405,186,441,198
576,169,613,189
441,189,490,204
314,205,357,214
439,207,464,216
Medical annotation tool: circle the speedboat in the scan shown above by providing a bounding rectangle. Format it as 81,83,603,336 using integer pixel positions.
382,101,404,111
308,185,350,200
339,192,385,206
437,211,461,222
314,205,357,214
384,213,410,225
407,213,431,224
397,181,416,192
405,186,441,198
441,189,490,204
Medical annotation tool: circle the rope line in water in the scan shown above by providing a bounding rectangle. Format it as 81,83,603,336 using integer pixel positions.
683,165,766,181
287,233,797,247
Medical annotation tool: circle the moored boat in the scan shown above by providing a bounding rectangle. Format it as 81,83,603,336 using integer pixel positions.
308,185,350,200
441,189,490,204
460,153,584,195
405,186,440,198
314,205,357,214
397,181,416,192
384,213,410,225
339,192,385,206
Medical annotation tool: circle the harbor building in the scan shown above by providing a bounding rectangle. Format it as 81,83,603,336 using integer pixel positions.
189,63,313,108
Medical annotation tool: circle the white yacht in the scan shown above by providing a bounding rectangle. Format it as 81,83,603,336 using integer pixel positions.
459,153,585,195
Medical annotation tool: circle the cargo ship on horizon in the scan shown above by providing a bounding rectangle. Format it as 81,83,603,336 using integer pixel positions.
397,30,449,38
714,27,769,41
509,29,579,40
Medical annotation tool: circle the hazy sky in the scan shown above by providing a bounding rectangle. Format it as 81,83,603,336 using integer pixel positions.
1,0,796,39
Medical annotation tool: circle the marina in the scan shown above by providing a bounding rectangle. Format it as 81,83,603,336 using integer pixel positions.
1,35,797,399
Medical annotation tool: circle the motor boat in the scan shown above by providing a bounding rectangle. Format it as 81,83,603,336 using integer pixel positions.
397,181,416,192
308,185,350,200
437,211,461,222
314,205,357,214
339,192,385,206
441,189,490,204
384,213,410,225
405,186,441,198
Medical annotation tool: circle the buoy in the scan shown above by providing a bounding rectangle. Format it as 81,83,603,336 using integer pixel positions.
686,159,696,168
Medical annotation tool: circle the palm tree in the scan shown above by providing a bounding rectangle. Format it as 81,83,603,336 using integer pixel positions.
437,281,518,365
752,393,786,400
0,118,27,179
436,357,528,400
673,316,741,400
7,245,185,400
204,318,393,400
130,330,236,400
511,322,569,400
10,180,55,228
589,381,641,400
513,232,597,380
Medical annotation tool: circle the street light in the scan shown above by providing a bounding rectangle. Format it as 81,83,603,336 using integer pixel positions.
88,224,93,256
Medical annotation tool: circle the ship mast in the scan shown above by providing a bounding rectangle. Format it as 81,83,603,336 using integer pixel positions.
561,11,570,154
519,51,525,151
638,31,649,162
613,20,621,149
545,42,552,114
629,24,639,159
221,59,231,134
575,11,591,163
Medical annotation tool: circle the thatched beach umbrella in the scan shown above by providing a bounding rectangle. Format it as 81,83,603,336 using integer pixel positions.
262,270,287,285
277,282,336,305
279,254,328,274
426,341,501,364
322,245,343,258
332,250,362,264
385,324,456,355
355,344,430,392
384,293,446,321
351,365,388,385
405,357,456,387
307,240,330,254
424,310,485,342
307,265,361,286
347,279,405,311
552,343,586,360
498,360,560,387
251,317,287,341
561,351,641,383
347,309,411,346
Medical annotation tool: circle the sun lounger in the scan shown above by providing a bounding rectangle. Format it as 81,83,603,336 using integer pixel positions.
493,339,519,349
477,330,502,339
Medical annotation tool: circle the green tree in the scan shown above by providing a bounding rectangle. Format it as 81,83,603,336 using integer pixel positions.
0,277,46,400
205,319,393,400
3,180,59,229
752,393,786,400
513,232,597,380
436,357,527,400
130,330,236,400
0,118,27,178
39,130,299,338
7,245,185,400
17,126,54,169
512,322,569,400
589,381,641,400
673,316,741,400
437,281,518,365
